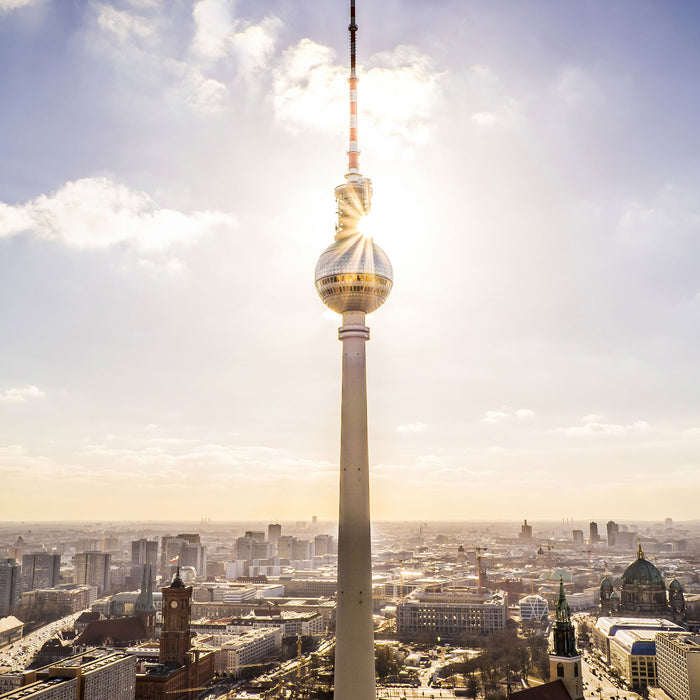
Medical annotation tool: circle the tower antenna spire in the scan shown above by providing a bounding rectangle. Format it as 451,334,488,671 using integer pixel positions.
347,0,360,180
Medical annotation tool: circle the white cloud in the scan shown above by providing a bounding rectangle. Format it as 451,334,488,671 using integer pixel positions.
618,184,700,246
191,0,234,60
183,68,229,113
0,386,45,403
88,3,231,114
0,0,43,12
95,4,153,42
481,410,509,424
232,17,280,81
557,417,650,437
271,40,442,158
481,406,535,424
0,177,234,252
191,1,280,82
397,422,428,434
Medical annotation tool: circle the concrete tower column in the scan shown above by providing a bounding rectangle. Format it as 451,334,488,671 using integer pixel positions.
335,310,375,700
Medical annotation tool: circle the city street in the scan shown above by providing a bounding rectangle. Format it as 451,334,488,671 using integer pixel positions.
582,655,640,700
0,611,83,672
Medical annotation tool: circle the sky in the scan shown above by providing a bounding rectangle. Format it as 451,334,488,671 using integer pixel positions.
1,0,699,523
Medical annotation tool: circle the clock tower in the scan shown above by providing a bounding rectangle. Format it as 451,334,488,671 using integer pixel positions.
159,568,192,666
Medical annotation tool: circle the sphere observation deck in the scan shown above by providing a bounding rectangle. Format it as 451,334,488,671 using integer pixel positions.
315,234,393,314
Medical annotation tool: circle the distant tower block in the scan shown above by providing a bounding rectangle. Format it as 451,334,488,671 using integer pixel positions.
520,519,533,540
314,2,392,698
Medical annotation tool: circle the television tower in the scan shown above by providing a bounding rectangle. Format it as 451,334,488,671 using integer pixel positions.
314,2,393,698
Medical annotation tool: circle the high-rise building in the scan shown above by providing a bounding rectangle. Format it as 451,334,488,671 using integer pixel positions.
73,552,111,593
292,540,312,561
589,521,600,544
313,3,393,697
607,520,619,546
131,539,158,567
314,534,335,556
549,579,583,700
276,536,295,559
572,530,584,545
21,553,60,592
267,524,281,548
520,519,533,540
160,535,206,580
656,633,700,700
0,559,22,616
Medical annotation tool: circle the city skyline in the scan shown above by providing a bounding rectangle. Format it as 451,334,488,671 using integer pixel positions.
1,0,700,521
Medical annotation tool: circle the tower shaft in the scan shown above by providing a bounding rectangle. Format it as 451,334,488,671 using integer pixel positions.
335,310,375,700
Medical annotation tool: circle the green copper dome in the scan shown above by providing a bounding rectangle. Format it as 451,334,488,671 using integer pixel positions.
621,545,664,586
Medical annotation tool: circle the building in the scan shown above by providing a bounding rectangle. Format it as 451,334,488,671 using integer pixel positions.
134,570,215,700
572,530,584,546
73,553,111,594
0,560,22,616
519,595,548,622
313,535,335,556
549,580,583,700
609,628,659,690
396,589,508,641
600,545,684,619
267,524,281,551
22,554,61,593
276,536,295,559
520,520,533,541
160,535,206,581
22,587,92,616
206,628,282,676
590,522,601,544
655,633,700,700
313,3,393,698
130,540,158,568
592,617,685,664
158,571,191,666
0,649,136,700
607,521,619,547
0,616,24,648
133,566,156,640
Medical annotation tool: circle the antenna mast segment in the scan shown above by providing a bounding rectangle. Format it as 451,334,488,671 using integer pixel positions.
347,0,360,178
336,0,371,239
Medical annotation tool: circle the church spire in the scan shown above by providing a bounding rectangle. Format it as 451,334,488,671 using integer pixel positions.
135,564,155,612
553,577,578,657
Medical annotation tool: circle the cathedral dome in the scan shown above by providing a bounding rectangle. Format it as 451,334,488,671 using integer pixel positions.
621,548,664,586
669,579,683,592
601,577,613,590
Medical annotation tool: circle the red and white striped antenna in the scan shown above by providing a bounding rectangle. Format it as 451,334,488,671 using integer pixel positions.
334,0,372,239
347,0,360,180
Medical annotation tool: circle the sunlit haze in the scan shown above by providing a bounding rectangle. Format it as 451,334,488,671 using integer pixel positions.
1,0,699,521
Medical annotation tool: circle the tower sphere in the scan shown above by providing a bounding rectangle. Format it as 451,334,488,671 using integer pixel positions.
315,234,393,314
